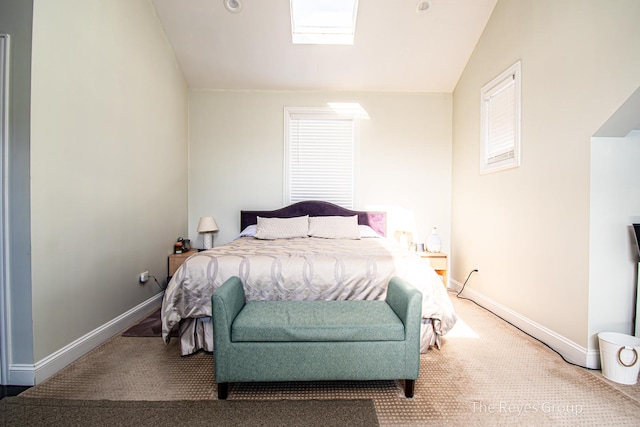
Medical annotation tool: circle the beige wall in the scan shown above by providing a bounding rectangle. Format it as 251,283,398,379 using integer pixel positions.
30,0,188,361
452,0,640,355
188,91,452,249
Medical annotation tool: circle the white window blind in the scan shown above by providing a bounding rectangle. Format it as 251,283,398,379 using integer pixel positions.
284,108,358,209
481,61,521,174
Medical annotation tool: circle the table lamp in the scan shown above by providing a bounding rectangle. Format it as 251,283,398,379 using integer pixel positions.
197,216,219,250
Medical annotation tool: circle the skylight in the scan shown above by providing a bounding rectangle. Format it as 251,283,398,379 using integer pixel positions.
290,0,359,45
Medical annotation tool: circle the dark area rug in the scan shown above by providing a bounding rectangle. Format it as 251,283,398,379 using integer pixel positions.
122,308,177,337
0,397,379,427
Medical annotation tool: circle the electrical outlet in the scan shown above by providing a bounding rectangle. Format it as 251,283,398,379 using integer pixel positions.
140,271,150,283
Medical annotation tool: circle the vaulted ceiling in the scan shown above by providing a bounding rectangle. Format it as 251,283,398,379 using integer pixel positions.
151,0,497,92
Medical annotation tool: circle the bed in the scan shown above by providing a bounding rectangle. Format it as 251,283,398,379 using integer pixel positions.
161,200,457,356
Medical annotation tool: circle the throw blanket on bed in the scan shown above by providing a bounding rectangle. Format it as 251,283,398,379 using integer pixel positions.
162,237,457,354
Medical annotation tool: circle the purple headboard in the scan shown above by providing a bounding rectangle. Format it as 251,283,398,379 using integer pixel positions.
240,201,386,237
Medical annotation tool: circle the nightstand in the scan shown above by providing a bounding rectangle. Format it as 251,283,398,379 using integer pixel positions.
168,249,198,278
419,252,448,286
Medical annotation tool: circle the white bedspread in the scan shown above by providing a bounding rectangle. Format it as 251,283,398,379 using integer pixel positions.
161,237,457,354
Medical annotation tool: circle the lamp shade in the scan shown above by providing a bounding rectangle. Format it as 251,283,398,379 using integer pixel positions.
197,216,219,233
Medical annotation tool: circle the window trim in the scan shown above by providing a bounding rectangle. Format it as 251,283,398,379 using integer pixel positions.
283,107,360,208
480,61,521,174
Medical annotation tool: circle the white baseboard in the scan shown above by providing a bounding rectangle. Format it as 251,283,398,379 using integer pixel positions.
7,364,36,387
9,293,163,386
449,279,599,370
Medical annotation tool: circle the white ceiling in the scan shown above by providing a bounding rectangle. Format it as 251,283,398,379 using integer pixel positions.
151,0,497,92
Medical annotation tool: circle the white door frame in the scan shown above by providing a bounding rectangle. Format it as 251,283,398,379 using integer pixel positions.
0,33,11,386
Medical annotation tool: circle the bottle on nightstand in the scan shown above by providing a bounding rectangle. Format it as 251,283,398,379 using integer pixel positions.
426,227,442,253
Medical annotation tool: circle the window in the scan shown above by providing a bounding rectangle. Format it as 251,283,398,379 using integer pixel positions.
284,107,359,208
480,61,521,174
290,0,359,45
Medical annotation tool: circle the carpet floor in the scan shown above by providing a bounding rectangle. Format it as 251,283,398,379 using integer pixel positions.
19,293,640,426
121,308,177,338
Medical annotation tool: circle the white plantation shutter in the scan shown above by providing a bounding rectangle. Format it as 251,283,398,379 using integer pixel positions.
285,108,358,209
481,61,521,174
485,78,515,163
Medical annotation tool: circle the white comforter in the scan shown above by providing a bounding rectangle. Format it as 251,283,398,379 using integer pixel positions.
162,236,457,355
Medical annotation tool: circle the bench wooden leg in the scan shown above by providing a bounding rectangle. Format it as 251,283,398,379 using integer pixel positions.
218,383,229,400
404,379,415,398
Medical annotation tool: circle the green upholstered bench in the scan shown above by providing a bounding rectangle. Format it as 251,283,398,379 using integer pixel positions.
212,275,422,399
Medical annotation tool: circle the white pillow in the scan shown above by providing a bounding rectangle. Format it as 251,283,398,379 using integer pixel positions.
359,225,382,238
234,224,257,240
255,216,309,240
308,216,360,240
